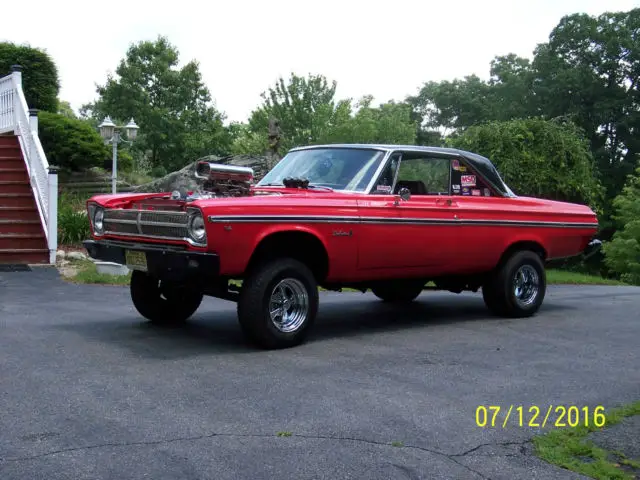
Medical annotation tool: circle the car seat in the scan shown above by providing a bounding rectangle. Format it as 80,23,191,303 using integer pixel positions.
395,180,427,195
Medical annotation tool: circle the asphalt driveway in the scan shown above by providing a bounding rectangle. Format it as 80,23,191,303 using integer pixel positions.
1,267,639,479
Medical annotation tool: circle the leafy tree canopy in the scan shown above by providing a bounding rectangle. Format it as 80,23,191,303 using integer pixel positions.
449,118,604,210
531,8,640,199
241,73,416,155
0,42,59,112
81,36,230,171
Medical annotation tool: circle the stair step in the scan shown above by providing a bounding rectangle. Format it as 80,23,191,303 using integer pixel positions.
0,159,25,170
0,206,39,220
0,137,18,146
0,193,35,207
0,248,49,264
0,233,47,249
0,219,43,234
0,168,28,182
0,180,30,194
0,146,20,153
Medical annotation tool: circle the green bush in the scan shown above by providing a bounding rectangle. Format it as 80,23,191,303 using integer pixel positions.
603,166,640,285
38,111,110,171
0,42,59,112
58,192,91,245
450,118,604,211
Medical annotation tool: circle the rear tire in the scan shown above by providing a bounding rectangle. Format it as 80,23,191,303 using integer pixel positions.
482,250,546,317
371,280,424,303
130,270,203,326
237,258,319,349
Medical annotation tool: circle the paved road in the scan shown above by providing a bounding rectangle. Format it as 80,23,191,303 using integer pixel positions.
1,267,639,479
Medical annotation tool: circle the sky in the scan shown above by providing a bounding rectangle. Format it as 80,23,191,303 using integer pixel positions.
2,0,639,124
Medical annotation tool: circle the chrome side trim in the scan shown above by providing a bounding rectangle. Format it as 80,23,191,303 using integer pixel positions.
207,214,598,229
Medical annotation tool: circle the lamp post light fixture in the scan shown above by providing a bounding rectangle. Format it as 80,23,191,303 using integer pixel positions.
98,116,140,193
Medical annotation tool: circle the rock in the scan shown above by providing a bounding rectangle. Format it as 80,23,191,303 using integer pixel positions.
67,251,87,261
132,154,271,193
131,161,201,193
56,250,66,260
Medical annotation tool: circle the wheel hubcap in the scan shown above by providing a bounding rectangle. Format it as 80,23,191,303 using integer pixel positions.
269,278,309,333
513,265,540,307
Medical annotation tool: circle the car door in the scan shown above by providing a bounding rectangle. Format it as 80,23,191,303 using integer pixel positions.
448,157,510,271
390,152,460,272
356,153,409,270
356,151,461,275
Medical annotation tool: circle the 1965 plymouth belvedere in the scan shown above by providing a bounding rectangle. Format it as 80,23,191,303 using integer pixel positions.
83,144,600,349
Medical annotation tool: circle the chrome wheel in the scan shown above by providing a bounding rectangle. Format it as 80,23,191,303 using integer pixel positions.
513,265,540,307
269,278,309,333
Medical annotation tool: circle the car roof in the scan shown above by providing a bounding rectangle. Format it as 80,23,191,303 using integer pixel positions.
289,143,465,156
287,143,515,198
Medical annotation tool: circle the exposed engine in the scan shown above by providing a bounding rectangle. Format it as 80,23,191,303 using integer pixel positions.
183,162,255,200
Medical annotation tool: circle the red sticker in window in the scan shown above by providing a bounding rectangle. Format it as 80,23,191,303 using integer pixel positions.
461,175,476,187
472,189,481,196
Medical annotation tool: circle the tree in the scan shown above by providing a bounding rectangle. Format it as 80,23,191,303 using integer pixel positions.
57,100,77,119
531,9,640,204
241,74,417,154
406,54,535,141
0,42,59,112
247,73,348,152
82,36,230,171
449,118,604,209
325,96,416,145
38,111,110,171
407,75,497,134
603,166,640,285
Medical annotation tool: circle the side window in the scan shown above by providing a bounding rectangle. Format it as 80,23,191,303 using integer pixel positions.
394,156,450,195
450,158,493,197
371,154,401,194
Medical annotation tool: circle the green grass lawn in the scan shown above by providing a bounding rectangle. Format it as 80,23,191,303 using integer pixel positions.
546,269,627,286
534,401,640,480
61,259,131,286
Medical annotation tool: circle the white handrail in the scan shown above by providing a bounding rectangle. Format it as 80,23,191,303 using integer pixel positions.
0,68,57,264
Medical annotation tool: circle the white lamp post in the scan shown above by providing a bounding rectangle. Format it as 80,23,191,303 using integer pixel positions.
98,116,140,193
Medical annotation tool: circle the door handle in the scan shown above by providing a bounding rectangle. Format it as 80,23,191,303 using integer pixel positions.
436,198,457,207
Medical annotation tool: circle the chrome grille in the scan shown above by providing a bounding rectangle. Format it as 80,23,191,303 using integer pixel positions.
102,209,194,243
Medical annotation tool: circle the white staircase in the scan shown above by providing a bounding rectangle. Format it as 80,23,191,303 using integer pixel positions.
0,65,58,264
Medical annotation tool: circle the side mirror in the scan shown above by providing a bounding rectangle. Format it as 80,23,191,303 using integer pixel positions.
398,187,411,201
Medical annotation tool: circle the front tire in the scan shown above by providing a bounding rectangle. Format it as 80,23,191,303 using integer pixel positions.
237,258,319,349
482,250,546,317
130,270,203,326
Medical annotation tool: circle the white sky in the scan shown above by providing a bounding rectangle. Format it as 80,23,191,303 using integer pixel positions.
2,0,639,123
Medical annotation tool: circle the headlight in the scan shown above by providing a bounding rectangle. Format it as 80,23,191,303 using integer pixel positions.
88,203,104,235
188,210,206,243
94,208,104,233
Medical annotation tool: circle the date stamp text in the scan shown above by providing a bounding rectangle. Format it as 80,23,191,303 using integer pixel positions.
475,405,606,428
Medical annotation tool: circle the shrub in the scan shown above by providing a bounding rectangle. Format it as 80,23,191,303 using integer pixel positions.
38,111,110,171
603,166,640,285
449,118,604,211
58,192,91,245
0,42,59,112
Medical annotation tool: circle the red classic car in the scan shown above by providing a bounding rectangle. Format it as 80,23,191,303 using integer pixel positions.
83,144,600,349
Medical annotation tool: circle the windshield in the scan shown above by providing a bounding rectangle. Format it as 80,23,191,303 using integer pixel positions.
257,148,387,192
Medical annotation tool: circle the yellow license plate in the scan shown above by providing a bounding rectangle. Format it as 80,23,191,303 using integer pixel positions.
125,250,147,271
